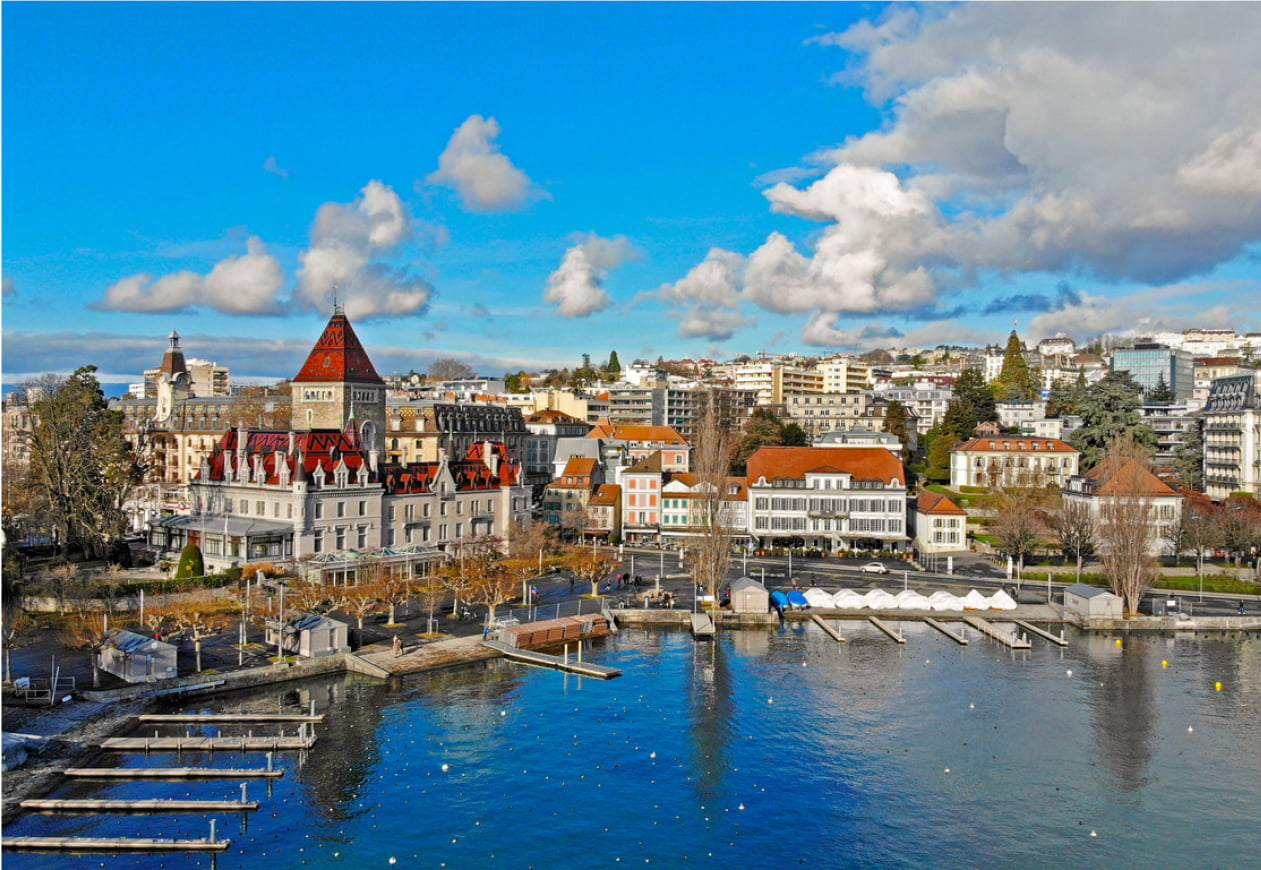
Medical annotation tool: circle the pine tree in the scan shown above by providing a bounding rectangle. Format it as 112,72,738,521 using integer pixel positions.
606,350,621,376
994,330,1037,401
941,368,997,441
1172,417,1204,491
1146,372,1176,403
1068,371,1158,470
882,400,913,454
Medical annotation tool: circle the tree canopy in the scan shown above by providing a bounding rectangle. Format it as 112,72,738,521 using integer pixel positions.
993,331,1038,401
1068,371,1157,470
22,367,145,559
427,358,475,382
940,368,997,441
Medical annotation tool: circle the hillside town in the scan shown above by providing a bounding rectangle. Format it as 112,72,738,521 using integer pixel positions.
5,315,1260,592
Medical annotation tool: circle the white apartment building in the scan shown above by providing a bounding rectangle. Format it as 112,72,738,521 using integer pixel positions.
745,446,909,553
817,357,872,393
730,362,824,407
1201,375,1261,500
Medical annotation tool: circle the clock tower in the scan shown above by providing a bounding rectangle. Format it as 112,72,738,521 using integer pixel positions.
291,305,387,456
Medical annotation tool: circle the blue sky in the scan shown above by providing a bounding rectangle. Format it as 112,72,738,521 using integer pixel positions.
4,2,1261,389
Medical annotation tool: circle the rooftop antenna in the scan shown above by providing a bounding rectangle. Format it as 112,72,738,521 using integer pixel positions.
332,284,343,316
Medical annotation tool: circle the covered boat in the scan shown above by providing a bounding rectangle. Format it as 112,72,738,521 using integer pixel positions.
927,590,965,612
803,587,835,608
895,590,931,610
962,589,990,610
988,590,1018,610
865,589,899,609
787,589,810,610
832,589,868,609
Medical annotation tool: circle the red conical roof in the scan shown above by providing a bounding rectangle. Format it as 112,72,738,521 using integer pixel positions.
292,309,385,384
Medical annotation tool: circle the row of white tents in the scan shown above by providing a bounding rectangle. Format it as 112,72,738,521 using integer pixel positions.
800,587,1018,612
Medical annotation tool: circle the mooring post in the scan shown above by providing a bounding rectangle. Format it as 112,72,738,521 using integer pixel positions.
266,751,273,771
241,782,248,804
210,818,218,843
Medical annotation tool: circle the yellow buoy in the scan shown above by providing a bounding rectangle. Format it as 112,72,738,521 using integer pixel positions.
1215,682,1223,691
1162,660,1168,668
1115,639,1123,647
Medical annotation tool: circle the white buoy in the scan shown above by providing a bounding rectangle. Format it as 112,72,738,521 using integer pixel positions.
1188,726,1194,733
1090,830,1098,838
944,768,951,773
390,858,397,864
441,763,450,772
1066,669,1073,676
969,703,975,709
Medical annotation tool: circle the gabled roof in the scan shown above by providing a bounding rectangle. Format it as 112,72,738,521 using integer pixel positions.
526,409,586,425
292,309,385,385
588,484,621,506
746,447,905,485
623,452,664,474
953,437,1078,454
203,428,368,485
1080,456,1179,497
560,457,598,478
916,490,966,515
586,421,688,445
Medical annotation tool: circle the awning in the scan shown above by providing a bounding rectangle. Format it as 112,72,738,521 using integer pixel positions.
153,514,292,537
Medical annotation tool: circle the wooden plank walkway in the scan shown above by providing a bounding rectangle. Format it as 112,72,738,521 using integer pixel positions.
1013,619,1069,647
963,616,1032,649
690,612,716,638
810,614,847,643
482,639,621,679
924,617,969,644
139,713,324,724
868,617,907,644
20,798,259,813
2,835,230,853
65,767,283,779
100,735,316,752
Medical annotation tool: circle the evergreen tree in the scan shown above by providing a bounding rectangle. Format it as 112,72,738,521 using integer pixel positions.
1172,417,1204,491
941,368,997,441
1044,377,1084,418
732,408,785,473
24,366,145,559
174,543,205,580
993,330,1037,401
881,400,913,454
605,350,621,376
1068,371,1157,470
925,433,955,484
1146,372,1176,403
780,422,809,447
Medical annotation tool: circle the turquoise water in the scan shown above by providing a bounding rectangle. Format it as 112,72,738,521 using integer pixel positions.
6,622,1261,868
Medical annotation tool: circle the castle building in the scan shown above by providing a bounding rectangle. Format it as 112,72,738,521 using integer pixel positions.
150,307,530,578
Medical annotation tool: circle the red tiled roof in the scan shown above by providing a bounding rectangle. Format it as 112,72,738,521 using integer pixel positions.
954,437,1078,454
916,490,966,515
292,311,385,385
526,409,586,424
586,422,687,444
747,447,905,485
588,484,621,506
1082,456,1179,497
560,457,598,478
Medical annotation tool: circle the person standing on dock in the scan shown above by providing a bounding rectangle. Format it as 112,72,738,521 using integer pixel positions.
392,635,403,657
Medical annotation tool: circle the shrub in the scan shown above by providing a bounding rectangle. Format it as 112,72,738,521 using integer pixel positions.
174,544,204,580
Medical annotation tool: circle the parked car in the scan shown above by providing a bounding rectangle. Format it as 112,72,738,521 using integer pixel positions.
860,562,889,575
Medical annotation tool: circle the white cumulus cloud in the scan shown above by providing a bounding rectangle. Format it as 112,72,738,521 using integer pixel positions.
543,233,639,317
427,114,544,211
296,180,433,320
94,237,285,315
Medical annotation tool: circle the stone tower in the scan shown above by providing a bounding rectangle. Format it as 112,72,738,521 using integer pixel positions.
291,305,387,457
154,330,191,421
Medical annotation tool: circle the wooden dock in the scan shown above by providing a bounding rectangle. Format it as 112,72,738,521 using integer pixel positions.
1014,619,1069,647
690,612,716,638
868,617,907,644
924,617,969,645
101,734,316,752
65,767,283,779
810,614,847,643
963,616,1032,649
1,835,230,853
20,798,259,813
482,639,621,679
139,713,324,724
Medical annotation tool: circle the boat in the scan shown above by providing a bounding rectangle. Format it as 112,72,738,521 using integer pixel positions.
770,590,790,611
787,589,810,610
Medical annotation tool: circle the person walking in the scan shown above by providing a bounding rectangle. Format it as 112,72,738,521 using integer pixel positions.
392,635,403,657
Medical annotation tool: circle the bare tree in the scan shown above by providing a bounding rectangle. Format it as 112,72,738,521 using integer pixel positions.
989,490,1048,581
427,358,475,383
467,560,516,624
167,590,234,672
1048,499,1096,582
562,547,620,598
684,394,736,601
1096,439,1160,614
2,608,36,684
1173,499,1222,581
61,609,112,688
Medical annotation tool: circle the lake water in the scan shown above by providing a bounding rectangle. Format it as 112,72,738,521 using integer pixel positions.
6,621,1261,869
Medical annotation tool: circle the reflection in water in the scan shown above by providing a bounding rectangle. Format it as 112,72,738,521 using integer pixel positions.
1087,637,1156,793
687,638,734,806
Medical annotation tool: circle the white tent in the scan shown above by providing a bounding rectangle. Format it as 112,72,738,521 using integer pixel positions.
804,588,836,608
987,590,1018,611
927,590,965,611
962,589,991,610
866,589,899,609
833,590,868,610
895,590,931,610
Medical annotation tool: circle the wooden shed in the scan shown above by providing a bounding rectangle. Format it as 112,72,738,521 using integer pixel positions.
1063,583,1123,619
99,629,179,683
498,614,611,649
729,577,769,614
267,612,350,658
